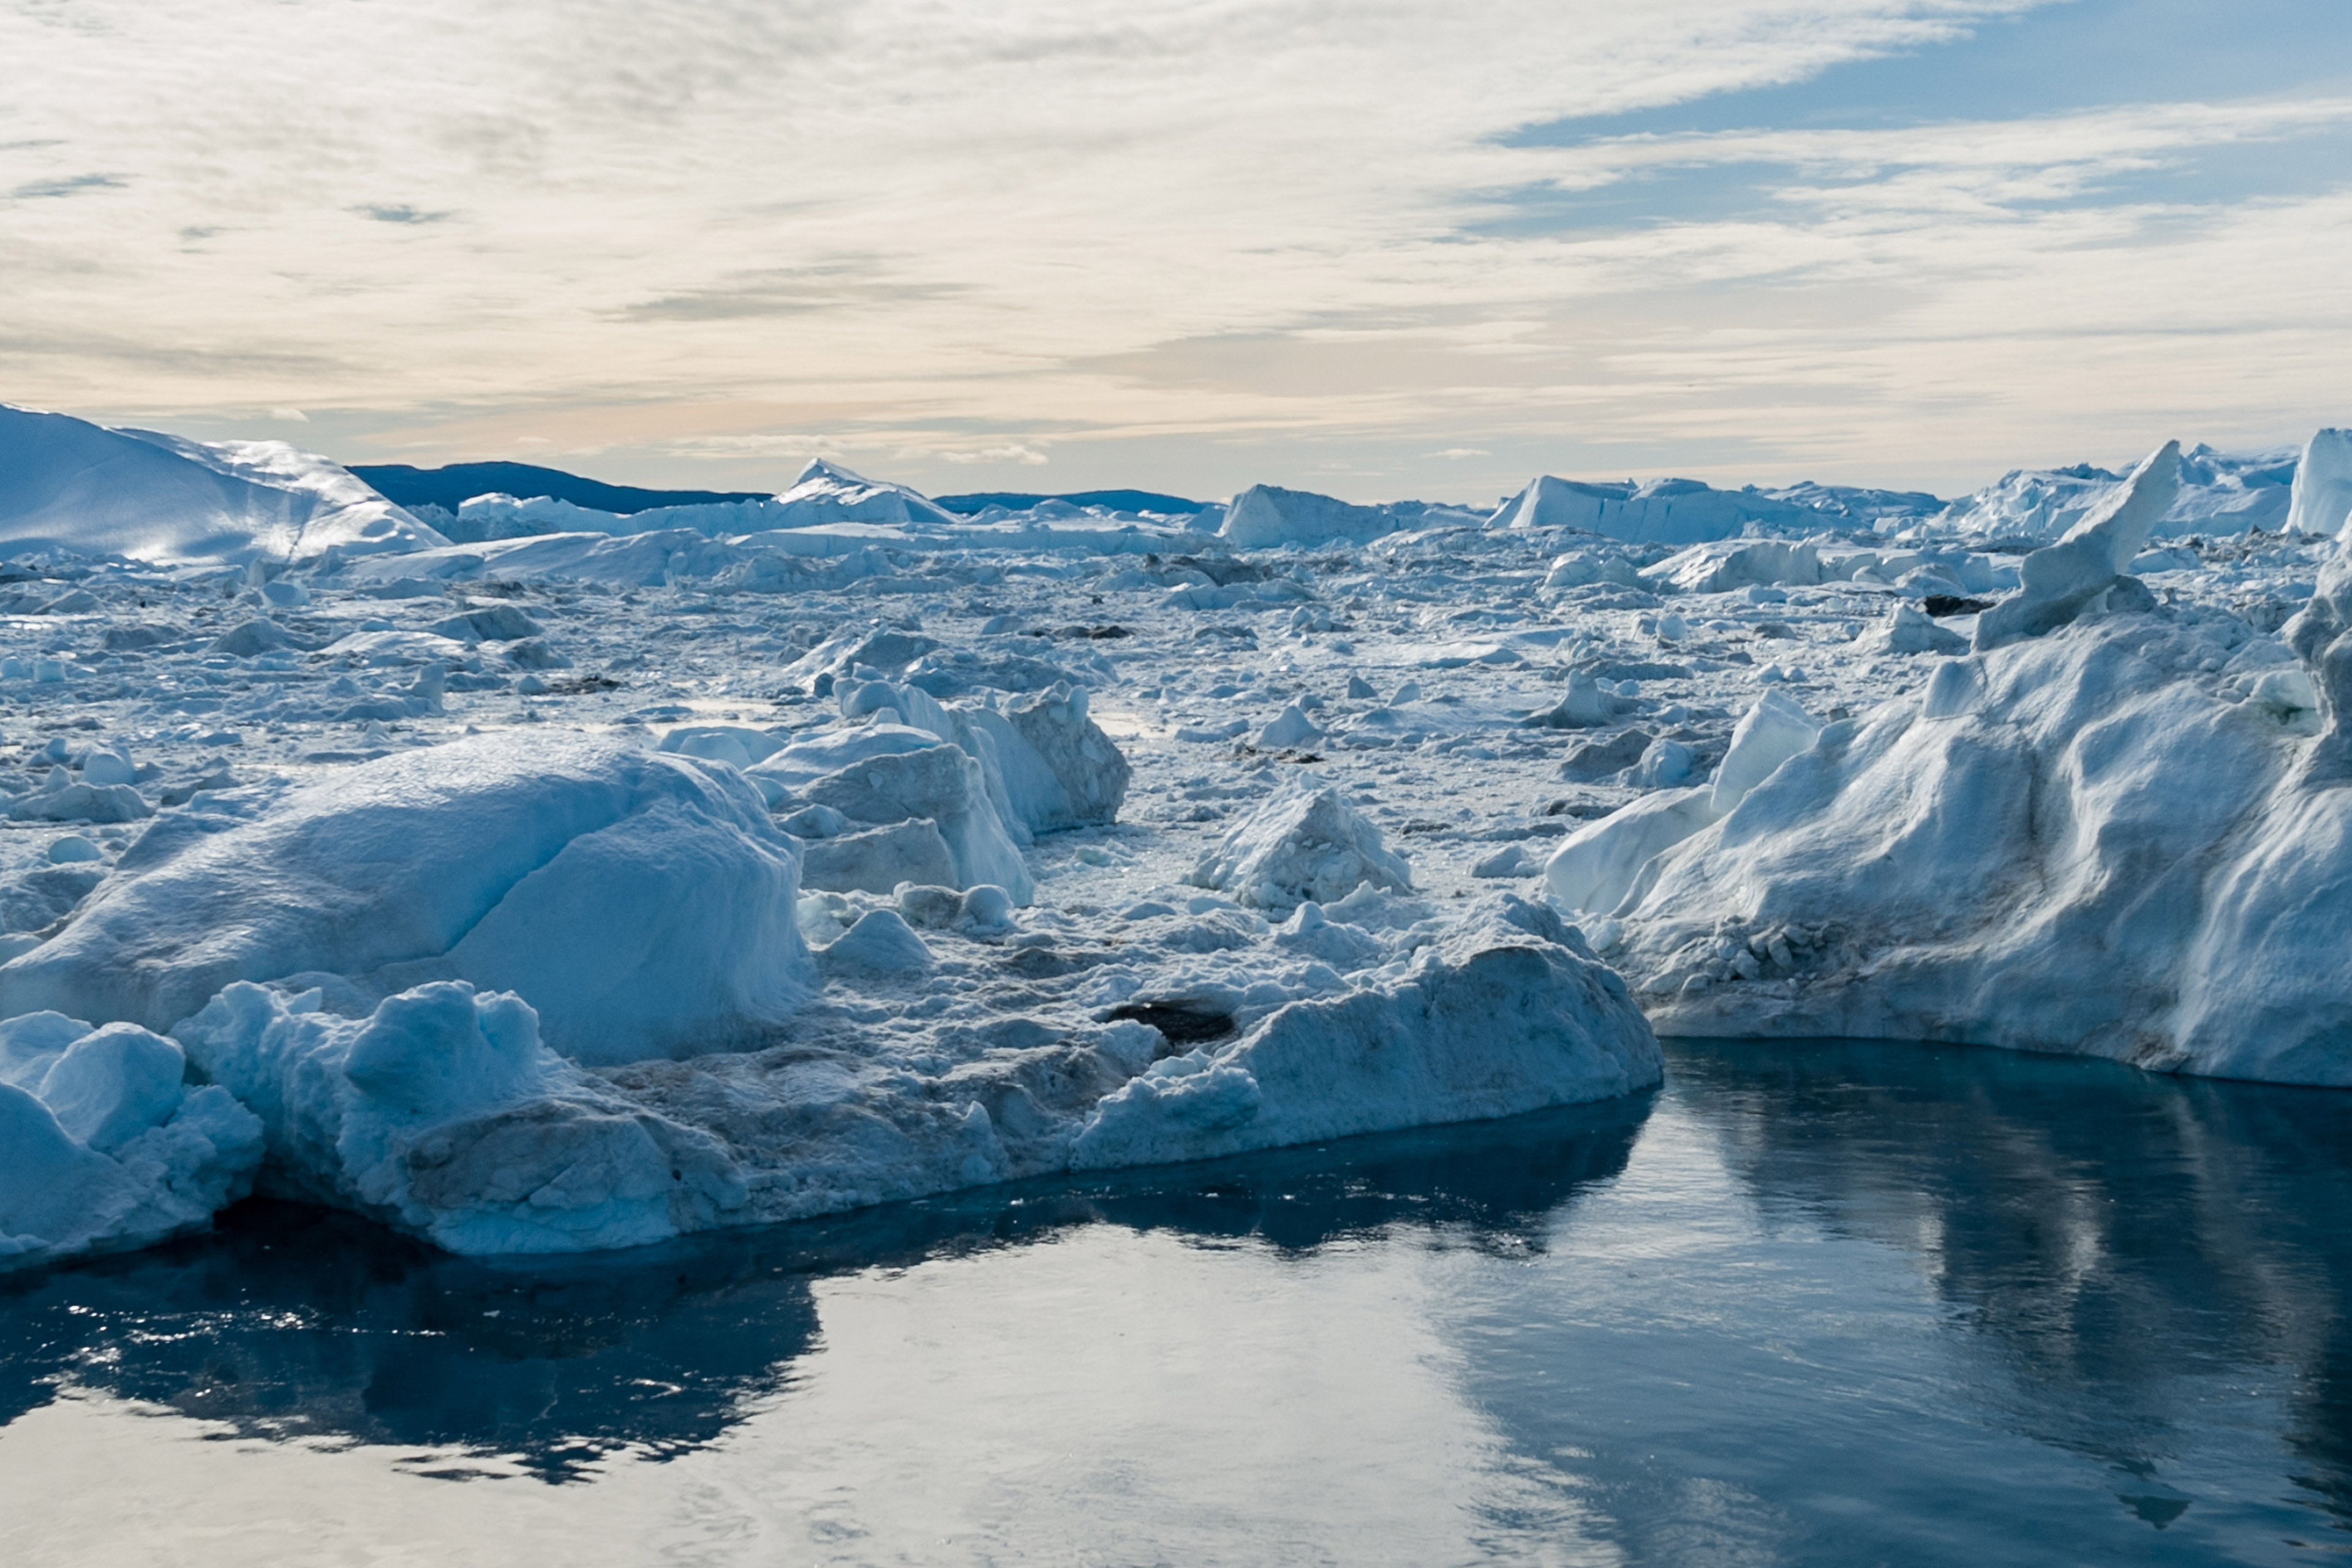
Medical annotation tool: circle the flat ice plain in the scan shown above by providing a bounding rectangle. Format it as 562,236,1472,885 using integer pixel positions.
1,402,2350,1277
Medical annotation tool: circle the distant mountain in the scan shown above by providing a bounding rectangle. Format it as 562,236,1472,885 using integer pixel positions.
933,488,1210,515
350,461,769,516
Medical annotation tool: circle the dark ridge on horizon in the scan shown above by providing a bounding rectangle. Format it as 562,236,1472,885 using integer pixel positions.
351,461,769,516
933,488,1210,515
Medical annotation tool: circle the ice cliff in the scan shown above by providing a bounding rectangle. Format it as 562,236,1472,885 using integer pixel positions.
1572,443,2352,1086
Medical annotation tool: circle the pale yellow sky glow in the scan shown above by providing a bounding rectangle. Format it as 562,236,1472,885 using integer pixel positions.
4,0,2348,501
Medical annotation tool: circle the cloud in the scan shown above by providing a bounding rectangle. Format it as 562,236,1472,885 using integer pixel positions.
358,205,452,225
939,443,1049,466
8,173,122,200
1,0,2347,496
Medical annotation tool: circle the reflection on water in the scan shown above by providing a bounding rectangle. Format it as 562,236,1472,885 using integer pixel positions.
1689,1040,2352,1542
4,1041,2352,1564
0,1098,1648,1483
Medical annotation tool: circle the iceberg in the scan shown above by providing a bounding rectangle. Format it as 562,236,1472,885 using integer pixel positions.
1594,512,2352,1085
1974,442,2178,650
0,1012,262,1273
1488,475,1808,545
0,404,446,565
2288,429,2352,538
0,734,812,1065
1193,775,1414,911
159,892,1657,1257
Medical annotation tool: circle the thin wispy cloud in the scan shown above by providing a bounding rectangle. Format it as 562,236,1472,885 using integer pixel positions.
0,0,2345,497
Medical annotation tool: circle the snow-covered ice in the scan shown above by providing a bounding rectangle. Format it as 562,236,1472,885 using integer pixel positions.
7,404,2352,1267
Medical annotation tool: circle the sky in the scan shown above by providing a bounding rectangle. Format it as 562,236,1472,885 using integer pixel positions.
3,0,2349,505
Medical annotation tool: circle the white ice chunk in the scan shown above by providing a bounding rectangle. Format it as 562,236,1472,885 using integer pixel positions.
0,1009,261,1275
1255,702,1322,750
1866,602,1968,657
37,1022,186,1153
1072,898,1659,1167
0,733,811,1065
1642,539,1823,595
2286,428,2352,537
1975,442,2179,650
1542,787,1718,916
1711,690,1821,816
818,909,936,976
1192,775,1413,911
178,980,739,1254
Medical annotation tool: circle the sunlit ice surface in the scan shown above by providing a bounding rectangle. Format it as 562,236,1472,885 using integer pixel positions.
2,1039,2347,1566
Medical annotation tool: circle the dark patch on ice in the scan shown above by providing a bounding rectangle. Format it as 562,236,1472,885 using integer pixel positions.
1105,1001,1237,1049
1923,594,1994,617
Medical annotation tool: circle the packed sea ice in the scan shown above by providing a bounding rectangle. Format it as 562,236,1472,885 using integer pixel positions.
3,401,2352,1268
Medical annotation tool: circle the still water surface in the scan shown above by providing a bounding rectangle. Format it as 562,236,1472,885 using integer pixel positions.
2,1038,2350,1566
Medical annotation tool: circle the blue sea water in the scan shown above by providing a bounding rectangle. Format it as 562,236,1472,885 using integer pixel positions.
2,1037,2348,1565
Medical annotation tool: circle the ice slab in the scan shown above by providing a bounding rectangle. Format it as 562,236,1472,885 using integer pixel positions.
0,734,811,1065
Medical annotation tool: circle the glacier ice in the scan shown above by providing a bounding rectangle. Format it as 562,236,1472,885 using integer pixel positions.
1596,559,2352,1083
0,734,812,1065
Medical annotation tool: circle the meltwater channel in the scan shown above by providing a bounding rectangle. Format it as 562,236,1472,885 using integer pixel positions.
2,1037,2348,1567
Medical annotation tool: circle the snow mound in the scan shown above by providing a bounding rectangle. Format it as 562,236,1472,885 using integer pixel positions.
1072,897,1659,1167
0,404,447,565
0,1011,262,1273
0,734,810,1065
1193,775,1413,910
1488,475,1806,546
177,981,745,1254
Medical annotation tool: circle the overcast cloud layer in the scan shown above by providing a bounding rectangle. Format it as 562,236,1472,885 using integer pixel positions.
4,0,2348,501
